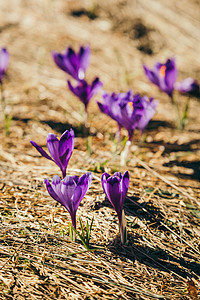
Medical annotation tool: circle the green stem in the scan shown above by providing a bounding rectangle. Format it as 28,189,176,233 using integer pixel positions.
170,95,182,130
180,97,190,130
0,82,5,112
120,140,131,166
120,209,127,245
83,109,88,137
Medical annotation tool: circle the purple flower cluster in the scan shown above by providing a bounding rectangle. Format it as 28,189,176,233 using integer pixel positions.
52,46,102,112
143,58,199,97
97,90,158,141
30,129,93,230
30,128,129,244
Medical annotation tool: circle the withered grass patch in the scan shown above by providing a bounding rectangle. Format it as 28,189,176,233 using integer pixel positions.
0,0,200,299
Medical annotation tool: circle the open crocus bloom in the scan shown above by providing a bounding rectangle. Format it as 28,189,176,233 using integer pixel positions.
0,48,9,83
120,94,158,139
175,77,199,94
97,90,133,128
30,129,74,178
44,172,92,229
143,58,177,97
68,77,103,111
98,90,157,141
101,171,129,244
52,46,90,81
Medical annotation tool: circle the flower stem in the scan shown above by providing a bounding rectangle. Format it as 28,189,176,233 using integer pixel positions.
0,82,11,136
0,82,5,113
170,95,182,130
120,140,131,166
120,209,127,244
180,97,190,130
115,124,121,143
83,109,88,137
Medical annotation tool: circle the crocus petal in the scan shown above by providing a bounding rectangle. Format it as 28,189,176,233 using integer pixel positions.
79,46,90,70
73,172,93,211
47,133,62,168
164,58,177,96
101,172,111,198
106,176,122,214
0,48,9,74
175,78,200,94
121,171,129,207
61,176,77,204
68,80,89,108
65,48,79,74
144,58,177,97
52,46,91,81
44,178,61,203
59,129,74,177
97,102,109,115
51,175,62,200
102,172,129,226
52,52,71,74
30,140,53,161
68,78,102,109
78,46,91,79
67,80,77,95
101,171,129,244
90,78,103,97
136,97,158,131
143,65,159,86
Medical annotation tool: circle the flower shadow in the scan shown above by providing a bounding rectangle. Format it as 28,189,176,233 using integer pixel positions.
163,159,200,181
12,116,96,137
108,234,200,279
106,196,200,279
124,196,165,229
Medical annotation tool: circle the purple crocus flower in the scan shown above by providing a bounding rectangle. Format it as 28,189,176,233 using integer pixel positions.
119,94,158,140
52,46,90,81
97,90,133,135
101,171,129,244
143,58,177,97
44,172,92,229
30,129,74,178
67,77,103,111
175,78,199,94
98,91,157,141
0,48,9,83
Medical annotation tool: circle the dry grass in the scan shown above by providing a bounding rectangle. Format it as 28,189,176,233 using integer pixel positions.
0,0,200,299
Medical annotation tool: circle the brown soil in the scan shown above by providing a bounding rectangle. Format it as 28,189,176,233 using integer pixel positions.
0,0,200,299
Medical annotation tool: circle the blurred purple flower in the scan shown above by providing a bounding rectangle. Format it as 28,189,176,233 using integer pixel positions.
101,171,129,244
119,94,158,140
143,58,177,97
97,90,133,128
98,91,157,141
175,77,199,94
68,77,103,111
44,172,92,229
52,46,90,80
30,129,74,178
0,48,9,83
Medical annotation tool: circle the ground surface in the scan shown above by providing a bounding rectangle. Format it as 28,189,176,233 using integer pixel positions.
0,0,200,299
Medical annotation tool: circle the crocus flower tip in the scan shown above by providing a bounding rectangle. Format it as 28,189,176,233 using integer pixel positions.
101,171,129,244
52,45,91,80
45,173,92,229
30,129,75,178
